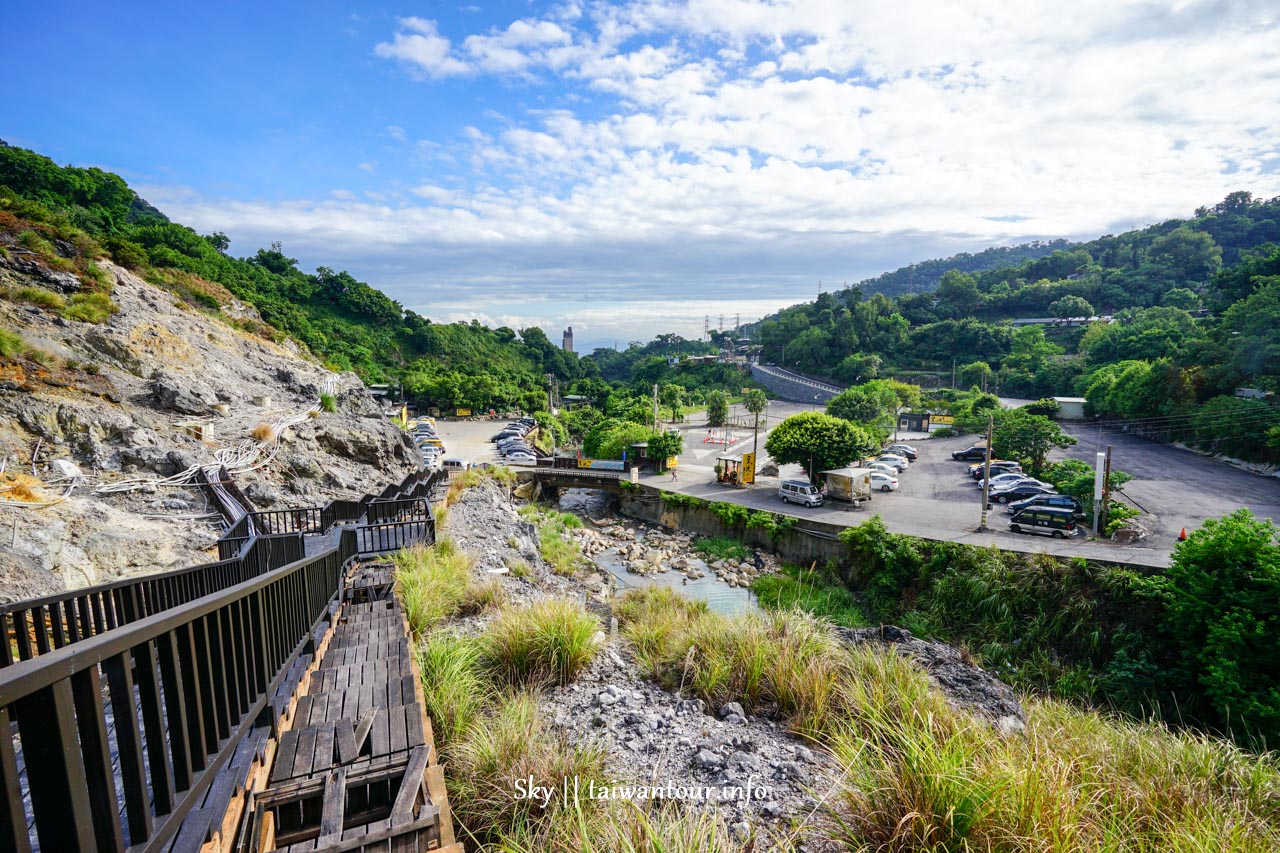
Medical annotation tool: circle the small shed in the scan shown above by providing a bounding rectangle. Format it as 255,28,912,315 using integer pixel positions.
1052,397,1088,421
820,467,874,503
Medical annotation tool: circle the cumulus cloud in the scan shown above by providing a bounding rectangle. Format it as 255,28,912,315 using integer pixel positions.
156,1,1280,344
373,17,470,78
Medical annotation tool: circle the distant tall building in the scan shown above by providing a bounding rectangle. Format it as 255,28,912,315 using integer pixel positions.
562,326,574,352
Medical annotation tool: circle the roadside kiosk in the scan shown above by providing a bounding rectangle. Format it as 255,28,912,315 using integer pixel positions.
715,454,746,486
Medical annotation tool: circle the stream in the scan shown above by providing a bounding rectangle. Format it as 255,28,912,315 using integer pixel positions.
560,488,758,617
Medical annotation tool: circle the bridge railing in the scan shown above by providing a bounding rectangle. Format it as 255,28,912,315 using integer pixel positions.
0,529,355,853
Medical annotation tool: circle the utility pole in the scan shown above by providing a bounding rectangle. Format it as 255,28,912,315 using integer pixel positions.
1092,451,1106,537
652,383,659,430
1100,445,1113,535
978,415,994,531
951,358,957,390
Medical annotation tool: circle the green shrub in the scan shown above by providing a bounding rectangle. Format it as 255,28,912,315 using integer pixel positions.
62,291,119,323
484,597,601,687
319,392,337,412
753,562,870,629
104,236,148,270
1153,509,1280,745
693,536,748,562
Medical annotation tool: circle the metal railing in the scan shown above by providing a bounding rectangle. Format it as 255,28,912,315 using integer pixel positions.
0,468,444,849
0,469,439,667
0,530,355,852
0,533,303,668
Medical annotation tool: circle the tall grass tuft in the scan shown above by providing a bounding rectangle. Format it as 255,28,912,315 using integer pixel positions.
496,800,737,853
0,328,22,359
449,691,606,848
415,634,490,755
62,291,119,323
485,597,601,688
393,540,474,636
518,505,585,576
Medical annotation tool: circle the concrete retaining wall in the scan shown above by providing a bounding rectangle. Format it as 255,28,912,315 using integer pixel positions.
750,364,844,404
618,487,852,567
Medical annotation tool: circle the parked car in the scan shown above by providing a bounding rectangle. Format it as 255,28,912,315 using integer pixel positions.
874,454,909,472
442,458,471,473
505,456,537,466
869,471,899,492
778,480,824,507
968,460,1022,479
885,443,918,461
952,445,990,461
1008,494,1084,515
990,483,1057,504
1009,506,1078,538
867,462,898,476
976,473,1042,490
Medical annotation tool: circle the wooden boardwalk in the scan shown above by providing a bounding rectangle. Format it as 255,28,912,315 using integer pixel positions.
171,561,460,852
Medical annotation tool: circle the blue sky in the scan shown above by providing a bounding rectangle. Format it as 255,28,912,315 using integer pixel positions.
5,1,1279,351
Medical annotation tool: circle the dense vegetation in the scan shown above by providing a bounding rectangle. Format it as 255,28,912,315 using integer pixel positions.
749,509,1280,749
0,142,590,412
398,475,1280,850
755,192,1280,462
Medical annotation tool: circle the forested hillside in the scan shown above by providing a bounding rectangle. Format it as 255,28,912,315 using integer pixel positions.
756,193,1280,462
0,142,586,412
849,238,1076,298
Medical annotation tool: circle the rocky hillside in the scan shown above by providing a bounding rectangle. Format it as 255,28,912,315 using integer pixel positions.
0,256,419,601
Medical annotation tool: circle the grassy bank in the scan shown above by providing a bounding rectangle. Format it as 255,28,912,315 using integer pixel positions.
615,585,1280,851
395,533,741,849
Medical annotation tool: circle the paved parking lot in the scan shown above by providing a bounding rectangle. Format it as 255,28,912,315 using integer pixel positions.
427,410,1280,570
658,428,1280,569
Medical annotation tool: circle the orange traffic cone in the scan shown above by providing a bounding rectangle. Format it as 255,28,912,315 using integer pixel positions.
1178,527,1187,541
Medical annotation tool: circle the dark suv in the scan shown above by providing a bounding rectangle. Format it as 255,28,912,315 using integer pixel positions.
952,446,989,461
1008,494,1083,515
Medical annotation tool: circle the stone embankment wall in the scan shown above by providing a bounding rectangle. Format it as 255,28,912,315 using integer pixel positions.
749,364,843,403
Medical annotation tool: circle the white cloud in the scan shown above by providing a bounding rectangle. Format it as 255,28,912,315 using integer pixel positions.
373,18,470,78
387,125,407,142
152,2,1280,343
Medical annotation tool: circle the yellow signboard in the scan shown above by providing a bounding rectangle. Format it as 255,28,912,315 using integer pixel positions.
741,452,756,484
456,408,472,417
932,415,955,424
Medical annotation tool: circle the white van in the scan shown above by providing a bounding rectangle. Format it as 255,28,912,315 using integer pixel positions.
778,479,823,507
442,458,470,473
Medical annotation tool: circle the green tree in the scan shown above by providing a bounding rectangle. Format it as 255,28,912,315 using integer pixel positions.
1049,294,1094,319
764,412,879,482
646,431,684,460
827,386,884,425
1162,287,1201,311
743,389,768,419
935,269,982,318
992,409,1076,473
1156,509,1280,742
706,390,729,427
1148,225,1223,284
659,383,686,423
957,360,993,392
